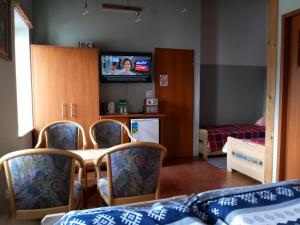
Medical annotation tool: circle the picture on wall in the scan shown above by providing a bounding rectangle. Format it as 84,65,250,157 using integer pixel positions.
0,0,11,60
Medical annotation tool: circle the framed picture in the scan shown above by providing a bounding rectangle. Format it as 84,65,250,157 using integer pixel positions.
0,0,11,60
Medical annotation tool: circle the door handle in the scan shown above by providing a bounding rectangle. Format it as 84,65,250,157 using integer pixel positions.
62,104,67,118
71,103,76,117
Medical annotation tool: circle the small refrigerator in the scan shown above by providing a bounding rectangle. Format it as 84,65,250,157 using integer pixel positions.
130,118,160,143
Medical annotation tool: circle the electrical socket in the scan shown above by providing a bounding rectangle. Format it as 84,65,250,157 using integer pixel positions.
146,90,153,98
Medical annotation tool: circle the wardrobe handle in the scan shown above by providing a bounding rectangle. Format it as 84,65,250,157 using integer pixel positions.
71,103,76,117
62,104,67,118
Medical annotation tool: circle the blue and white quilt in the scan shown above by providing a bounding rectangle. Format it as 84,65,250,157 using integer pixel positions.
190,180,300,225
54,197,206,225
55,180,300,225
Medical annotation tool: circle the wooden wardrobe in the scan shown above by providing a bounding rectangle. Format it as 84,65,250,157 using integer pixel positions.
31,45,99,148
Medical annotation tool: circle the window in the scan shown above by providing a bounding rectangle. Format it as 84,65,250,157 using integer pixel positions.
14,5,33,137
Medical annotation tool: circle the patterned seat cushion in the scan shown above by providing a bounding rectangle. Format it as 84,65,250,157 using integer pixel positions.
109,147,161,198
8,154,76,210
94,122,121,148
47,123,78,150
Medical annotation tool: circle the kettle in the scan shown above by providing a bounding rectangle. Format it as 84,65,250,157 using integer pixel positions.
107,101,115,114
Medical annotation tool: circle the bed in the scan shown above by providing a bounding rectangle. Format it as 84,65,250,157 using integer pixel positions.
45,180,300,225
199,124,265,159
224,137,265,183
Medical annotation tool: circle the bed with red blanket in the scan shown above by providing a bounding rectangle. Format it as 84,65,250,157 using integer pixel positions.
199,124,265,159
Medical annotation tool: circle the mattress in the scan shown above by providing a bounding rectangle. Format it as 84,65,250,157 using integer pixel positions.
244,137,265,145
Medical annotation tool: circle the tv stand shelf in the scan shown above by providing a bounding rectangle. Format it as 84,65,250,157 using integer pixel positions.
99,113,166,147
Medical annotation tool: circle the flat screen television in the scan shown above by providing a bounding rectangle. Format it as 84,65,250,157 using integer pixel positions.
100,52,152,83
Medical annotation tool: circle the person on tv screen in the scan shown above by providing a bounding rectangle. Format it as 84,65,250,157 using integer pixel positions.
118,58,136,75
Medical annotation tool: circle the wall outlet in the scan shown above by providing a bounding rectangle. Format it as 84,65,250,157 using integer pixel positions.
146,90,153,98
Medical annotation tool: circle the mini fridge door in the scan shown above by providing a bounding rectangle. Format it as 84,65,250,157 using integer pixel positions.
130,118,159,143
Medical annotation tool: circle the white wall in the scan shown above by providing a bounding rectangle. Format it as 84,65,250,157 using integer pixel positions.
32,0,201,156
272,0,300,181
0,0,33,219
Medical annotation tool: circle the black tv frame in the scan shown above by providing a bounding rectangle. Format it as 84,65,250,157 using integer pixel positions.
100,51,153,83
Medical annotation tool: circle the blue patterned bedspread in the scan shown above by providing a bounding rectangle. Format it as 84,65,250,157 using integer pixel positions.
190,180,300,225
55,180,300,225
54,197,206,225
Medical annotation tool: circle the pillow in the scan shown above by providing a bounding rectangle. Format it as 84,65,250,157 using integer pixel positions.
255,115,265,126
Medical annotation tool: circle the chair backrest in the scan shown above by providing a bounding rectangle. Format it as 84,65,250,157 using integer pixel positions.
35,120,87,150
95,142,167,205
0,148,84,219
89,119,136,149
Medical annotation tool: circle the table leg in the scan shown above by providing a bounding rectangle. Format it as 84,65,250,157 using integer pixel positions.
83,166,88,208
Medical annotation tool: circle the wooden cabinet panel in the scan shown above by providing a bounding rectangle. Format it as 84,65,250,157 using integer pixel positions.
31,46,69,134
66,48,99,147
31,45,99,148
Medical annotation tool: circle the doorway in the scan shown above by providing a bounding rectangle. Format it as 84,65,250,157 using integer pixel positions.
278,9,300,180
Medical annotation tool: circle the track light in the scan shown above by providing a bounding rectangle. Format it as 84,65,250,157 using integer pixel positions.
134,11,142,23
181,0,188,13
82,0,88,16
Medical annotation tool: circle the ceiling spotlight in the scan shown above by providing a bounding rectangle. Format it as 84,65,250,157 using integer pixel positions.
181,7,187,13
134,11,142,23
181,0,188,13
82,0,88,16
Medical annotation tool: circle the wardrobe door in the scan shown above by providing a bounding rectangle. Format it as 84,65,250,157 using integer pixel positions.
66,48,99,148
31,45,69,144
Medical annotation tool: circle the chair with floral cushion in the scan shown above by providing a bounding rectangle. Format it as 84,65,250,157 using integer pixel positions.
89,119,137,149
35,120,87,150
95,142,167,206
0,148,84,219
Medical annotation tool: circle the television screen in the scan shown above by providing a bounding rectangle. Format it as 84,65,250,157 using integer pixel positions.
101,52,152,83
